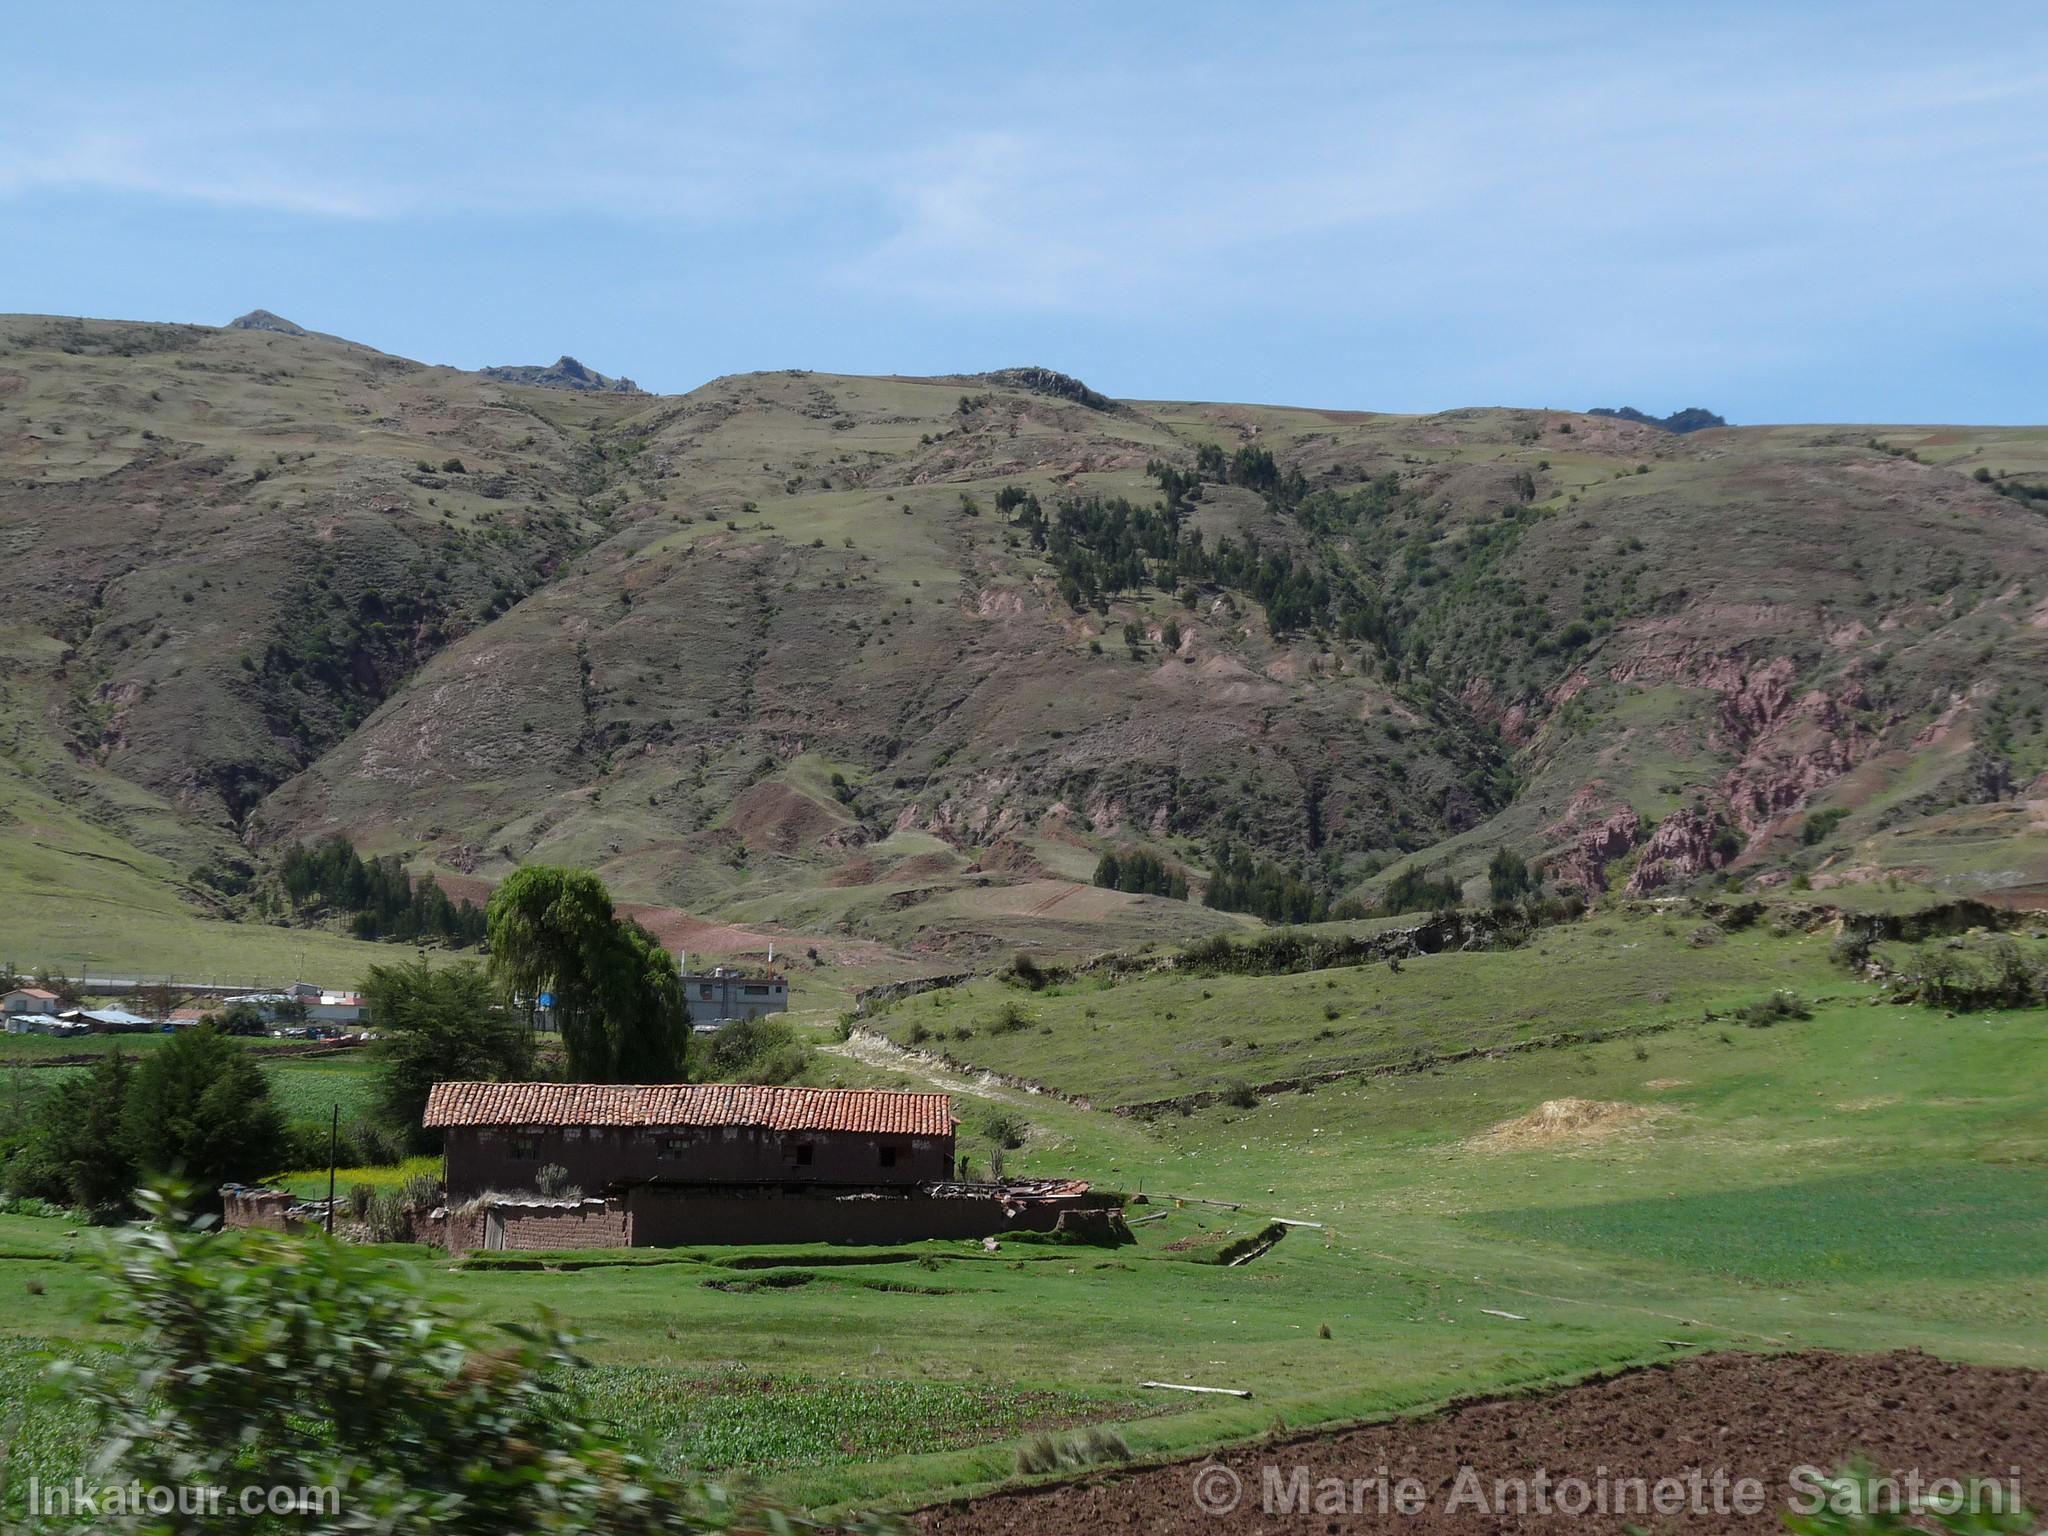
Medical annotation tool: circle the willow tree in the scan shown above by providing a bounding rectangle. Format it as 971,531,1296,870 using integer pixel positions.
485,866,688,1082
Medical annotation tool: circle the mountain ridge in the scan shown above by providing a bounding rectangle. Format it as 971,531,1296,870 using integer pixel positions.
4,313,2046,966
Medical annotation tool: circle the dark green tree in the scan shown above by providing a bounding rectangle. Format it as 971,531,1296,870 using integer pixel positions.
122,1028,286,1192
4,1051,135,1215
361,957,536,1139
486,866,688,1082
1094,846,1189,899
208,999,270,1035
1487,847,1534,904
1381,866,1463,914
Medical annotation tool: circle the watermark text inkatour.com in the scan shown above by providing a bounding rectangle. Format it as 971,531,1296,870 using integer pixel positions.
26,1477,340,1521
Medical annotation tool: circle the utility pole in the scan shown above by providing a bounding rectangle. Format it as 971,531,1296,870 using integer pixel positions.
326,1104,338,1236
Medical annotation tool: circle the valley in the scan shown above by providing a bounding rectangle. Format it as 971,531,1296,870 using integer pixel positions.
4,312,2047,1526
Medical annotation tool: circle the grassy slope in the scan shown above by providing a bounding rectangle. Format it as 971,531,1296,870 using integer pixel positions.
871,909,1853,1107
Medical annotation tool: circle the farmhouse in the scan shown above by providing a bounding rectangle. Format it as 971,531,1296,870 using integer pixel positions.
413,1081,1124,1252
1,988,61,1020
427,1081,955,1196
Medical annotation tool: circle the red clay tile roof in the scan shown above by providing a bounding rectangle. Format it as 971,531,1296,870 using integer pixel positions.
423,1082,955,1138
7,988,59,1001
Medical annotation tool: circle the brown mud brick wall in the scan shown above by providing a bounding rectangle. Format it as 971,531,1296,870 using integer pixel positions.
444,1122,953,1198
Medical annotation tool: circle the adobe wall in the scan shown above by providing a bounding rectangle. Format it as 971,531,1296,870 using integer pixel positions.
493,1202,631,1251
422,1188,1127,1254
443,1123,953,1198
624,1186,1124,1248
220,1186,294,1231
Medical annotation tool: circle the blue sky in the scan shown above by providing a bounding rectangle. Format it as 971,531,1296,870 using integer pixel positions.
4,3,2043,422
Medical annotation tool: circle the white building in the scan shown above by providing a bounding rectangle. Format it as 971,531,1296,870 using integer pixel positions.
2,987,61,1019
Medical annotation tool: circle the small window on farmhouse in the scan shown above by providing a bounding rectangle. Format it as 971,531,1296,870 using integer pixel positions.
744,984,769,995
785,1142,814,1166
879,1144,900,1169
510,1135,540,1160
658,1136,689,1159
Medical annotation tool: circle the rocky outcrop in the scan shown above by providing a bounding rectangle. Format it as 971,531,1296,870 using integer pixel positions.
1545,784,1644,893
481,355,642,393
1624,808,1732,895
227,308,307,336
1460,678,1536,745
1720,680,1873,837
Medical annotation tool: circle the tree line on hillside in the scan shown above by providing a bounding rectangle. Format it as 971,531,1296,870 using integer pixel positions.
1082,840,1542,926
1092,847,1189,899
278,834,488,944
1202,847,1361,924
998,424,1610,718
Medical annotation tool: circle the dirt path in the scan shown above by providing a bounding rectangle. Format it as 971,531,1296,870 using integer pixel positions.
915,1350,2048,1534
826,1029,1020,1103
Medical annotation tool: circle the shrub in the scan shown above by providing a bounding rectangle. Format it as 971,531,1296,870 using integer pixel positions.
1220,1080,1259,1109
0,1194,67,1219
364,1190,412,1243
1830,931,1875,971
1487,847,1534,904
978,1109,1028,1150
536,1163,582,1200
1739,992,1811,1026
1800,807,1851,845
57,1189,881,1532
985,1002,1035,1035
4,1051,135,1217
348,1182,376,1221
1016,1426,1131,1475
1008,952,1047,990
702,1015,814,1084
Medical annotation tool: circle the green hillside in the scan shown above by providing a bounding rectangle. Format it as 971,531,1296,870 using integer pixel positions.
5,314,2048,977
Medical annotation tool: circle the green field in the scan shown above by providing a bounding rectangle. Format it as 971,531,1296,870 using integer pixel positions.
3,910,2043,1515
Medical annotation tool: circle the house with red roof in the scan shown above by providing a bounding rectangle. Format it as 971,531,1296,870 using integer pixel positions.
2,988,63,1032
310,1081,1124,1253
424,1081,958,1199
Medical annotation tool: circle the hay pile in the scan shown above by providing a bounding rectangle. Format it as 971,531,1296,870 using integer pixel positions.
1472,1097,1655,1150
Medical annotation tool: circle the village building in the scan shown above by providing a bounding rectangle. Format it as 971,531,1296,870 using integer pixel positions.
427,1082,955,1196
681,967,789,1030
218,986,368,1027
1,987,62,1021
64,1005,155,1033
408,1081,1124,1253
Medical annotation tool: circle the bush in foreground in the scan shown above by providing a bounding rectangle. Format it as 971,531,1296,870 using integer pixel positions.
44,1187,894,1534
